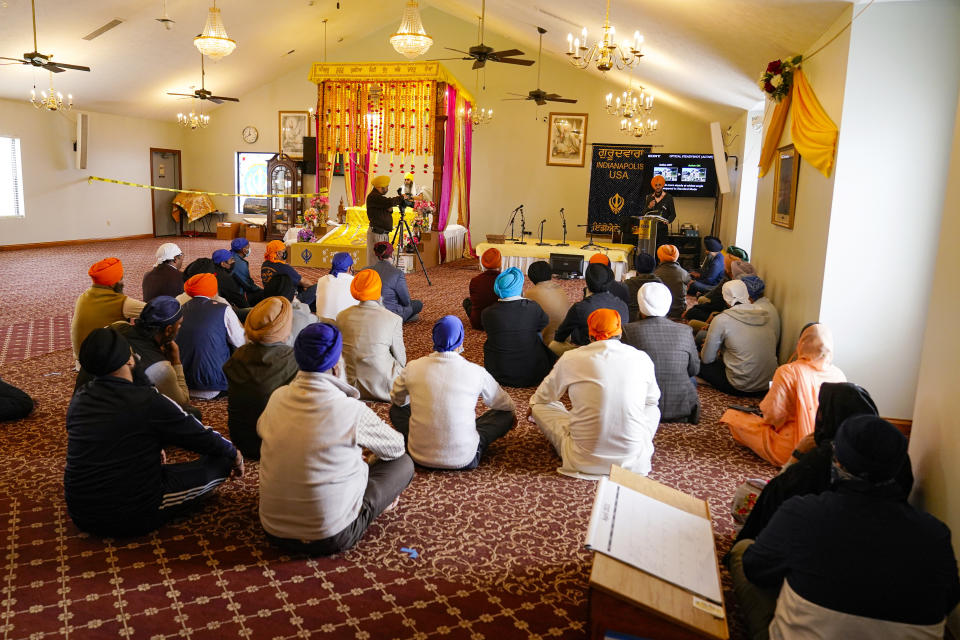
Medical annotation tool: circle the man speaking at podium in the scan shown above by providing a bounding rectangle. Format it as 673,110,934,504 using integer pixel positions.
366,176,404,267
644,175,677,249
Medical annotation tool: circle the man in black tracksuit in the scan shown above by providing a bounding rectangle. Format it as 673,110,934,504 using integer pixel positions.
65,328,242,537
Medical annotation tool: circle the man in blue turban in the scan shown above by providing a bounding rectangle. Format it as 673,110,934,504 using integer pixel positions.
213,248,254,318
731,415,960,639
389,316,516,471
479,268,556,387
315,252,358,323
229,237,264,303
256,322,413,556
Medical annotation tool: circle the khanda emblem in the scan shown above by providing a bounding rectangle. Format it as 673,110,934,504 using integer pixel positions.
301,248,313,264
608,193,625,216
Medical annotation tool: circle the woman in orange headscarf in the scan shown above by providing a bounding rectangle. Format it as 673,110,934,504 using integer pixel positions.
721,323,846,467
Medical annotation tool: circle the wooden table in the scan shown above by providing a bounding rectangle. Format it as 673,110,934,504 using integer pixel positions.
588,466,729,640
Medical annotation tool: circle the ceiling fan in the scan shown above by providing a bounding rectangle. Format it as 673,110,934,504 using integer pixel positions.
430,0,534,70
167,53,238,104
0,0,91,73
504,27,576,106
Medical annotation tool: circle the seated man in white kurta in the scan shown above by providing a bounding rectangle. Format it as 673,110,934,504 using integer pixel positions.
529,308,661,479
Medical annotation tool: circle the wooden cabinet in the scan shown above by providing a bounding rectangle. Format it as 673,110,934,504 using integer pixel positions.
266,153,301,240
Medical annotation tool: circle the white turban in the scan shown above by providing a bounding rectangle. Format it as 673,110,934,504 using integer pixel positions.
155,242,182,267
722,279,750,307
637,282,672,317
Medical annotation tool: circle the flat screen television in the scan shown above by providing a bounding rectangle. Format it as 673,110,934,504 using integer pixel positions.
648,153,717,197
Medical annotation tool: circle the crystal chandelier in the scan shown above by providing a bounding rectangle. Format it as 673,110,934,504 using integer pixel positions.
177,103,210,130
194,1,236,61
30,73,72,112
621,117,658,138
566,0,643,72
467,106,493,130
604,81,653,118
390,0,433,59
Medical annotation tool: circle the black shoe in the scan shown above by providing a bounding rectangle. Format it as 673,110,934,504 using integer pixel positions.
688,403,701,425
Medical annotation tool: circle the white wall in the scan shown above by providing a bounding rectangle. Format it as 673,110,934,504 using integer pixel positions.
0,98,185,246
751,7,851,362
180,7,718,243
819,0,960,418
734,106,764,254
909,85,960,635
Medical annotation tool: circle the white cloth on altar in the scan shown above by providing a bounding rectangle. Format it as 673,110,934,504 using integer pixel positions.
441,224,467,263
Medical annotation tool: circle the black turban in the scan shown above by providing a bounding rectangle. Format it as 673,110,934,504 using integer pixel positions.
634,252,656,274
527,261,553,285
78,328,132,376
834,415,907,483
182,257,217,281
585,263,613,293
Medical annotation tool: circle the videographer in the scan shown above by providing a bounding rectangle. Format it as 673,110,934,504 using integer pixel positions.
366,176,404,267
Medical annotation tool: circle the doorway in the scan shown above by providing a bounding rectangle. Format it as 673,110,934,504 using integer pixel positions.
150,148,181,237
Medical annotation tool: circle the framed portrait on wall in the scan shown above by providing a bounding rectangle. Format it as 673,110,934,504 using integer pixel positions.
546,112,588,167
278,111,310,159
772,144,799,229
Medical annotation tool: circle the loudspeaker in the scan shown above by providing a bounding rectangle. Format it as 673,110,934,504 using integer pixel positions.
709,121,731,195
75,113,88,170
301,136,316,174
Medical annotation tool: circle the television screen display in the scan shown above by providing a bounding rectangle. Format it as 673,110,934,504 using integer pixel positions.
647,153,718,197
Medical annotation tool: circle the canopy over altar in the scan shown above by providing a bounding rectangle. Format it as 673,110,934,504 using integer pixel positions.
308,61,475,260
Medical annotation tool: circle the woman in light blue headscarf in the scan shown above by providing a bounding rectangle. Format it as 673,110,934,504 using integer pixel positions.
481,267,557,388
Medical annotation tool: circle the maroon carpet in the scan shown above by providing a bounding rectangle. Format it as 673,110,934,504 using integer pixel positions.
0,238,777,639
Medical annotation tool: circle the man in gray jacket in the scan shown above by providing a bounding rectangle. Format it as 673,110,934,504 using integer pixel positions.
699,279,777,396
364,241,422,323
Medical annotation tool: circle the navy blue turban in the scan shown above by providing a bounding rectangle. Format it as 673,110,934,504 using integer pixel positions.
834,415,907,483
294,322,343,373
738,275,766,300
79,328,132,376
704,236,722,252
433,315,464,352
634,252,656,274
136,296,183,331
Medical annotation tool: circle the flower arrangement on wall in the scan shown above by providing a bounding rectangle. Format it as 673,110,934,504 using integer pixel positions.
758,55,803,102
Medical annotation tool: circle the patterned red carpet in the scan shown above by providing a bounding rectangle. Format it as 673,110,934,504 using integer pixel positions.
0,238,777,639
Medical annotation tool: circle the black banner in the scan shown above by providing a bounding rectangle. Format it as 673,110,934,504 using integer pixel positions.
587,143,652,235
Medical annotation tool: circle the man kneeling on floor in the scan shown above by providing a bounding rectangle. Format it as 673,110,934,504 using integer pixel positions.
529,308,661,479
389,316,516,470
65,328,242,537
258,322,413,556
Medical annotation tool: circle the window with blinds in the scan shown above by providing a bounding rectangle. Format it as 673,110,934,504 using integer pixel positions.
0,136,25,217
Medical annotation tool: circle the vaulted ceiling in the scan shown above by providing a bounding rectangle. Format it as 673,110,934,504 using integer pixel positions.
0,0,850,123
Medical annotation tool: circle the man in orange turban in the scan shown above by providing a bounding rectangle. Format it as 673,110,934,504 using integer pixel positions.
261,240,318,312
653,244,691,319
337,268,407,402
529,305,661,479
644,173,677,250
71,257,146,363
178,272,246,400
463,248,503,330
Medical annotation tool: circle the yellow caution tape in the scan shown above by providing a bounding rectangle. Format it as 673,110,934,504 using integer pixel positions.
87,176,329,198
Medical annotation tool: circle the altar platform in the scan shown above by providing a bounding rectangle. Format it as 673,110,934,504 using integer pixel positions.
473,240,635,280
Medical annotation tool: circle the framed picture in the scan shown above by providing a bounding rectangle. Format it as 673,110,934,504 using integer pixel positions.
546,112,588,167
772,144,799,229
278,110,310,159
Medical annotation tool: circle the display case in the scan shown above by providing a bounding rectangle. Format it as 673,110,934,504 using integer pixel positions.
266,153,301,240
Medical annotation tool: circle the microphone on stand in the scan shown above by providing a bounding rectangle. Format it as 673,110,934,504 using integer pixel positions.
516,206,529,245
536,219,551,246
556,207,569,246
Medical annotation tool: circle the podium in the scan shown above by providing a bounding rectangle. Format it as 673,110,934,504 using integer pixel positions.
630,214,669,258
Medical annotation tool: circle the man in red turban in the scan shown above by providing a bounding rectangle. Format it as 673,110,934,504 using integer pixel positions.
529,308,661,479
70,257,146,363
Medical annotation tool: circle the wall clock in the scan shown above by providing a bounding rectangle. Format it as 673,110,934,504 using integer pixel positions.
242,126,259,144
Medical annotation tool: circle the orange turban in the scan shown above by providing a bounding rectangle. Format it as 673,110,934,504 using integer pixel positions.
657,244,679,263
651,175,666,189
587,308,622,341
184,273,218,298
350,269,382,301
588,253,611,266
481,247,502,270
265,240,286,263
88,257,124,286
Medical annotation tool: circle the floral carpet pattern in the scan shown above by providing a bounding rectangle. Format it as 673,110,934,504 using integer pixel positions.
0,239,777,639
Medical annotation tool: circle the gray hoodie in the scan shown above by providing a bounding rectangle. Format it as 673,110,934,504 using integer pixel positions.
700,303,778,393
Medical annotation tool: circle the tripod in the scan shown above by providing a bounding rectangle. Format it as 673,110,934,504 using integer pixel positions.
391,215,432,285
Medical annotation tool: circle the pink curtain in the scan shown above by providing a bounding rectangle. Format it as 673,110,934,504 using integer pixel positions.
463,100,473,256
438,85,457,261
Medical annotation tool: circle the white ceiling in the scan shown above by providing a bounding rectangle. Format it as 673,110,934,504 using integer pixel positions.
0,0,851,123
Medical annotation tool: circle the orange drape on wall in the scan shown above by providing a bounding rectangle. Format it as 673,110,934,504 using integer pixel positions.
758,68,839,179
